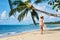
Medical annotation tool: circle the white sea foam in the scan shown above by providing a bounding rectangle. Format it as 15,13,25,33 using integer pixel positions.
8,32,17,35
0,34,3,37
0,27,60,38
0,32,17,38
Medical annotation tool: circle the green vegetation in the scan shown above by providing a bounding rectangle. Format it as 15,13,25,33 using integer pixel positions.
45,21,60,24
48,0,60,12
8,0,60,25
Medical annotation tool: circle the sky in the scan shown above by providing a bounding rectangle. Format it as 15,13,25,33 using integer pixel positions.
0,0,60,25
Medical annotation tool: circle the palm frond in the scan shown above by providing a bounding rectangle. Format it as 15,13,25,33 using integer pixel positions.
12,0,25,6
35,0,48,4
32,10,39,20
9,5,26,17
25,8,29,16
31,13,37,25
31,10,38,25
35,0,41,4
18,8,28,21
9,8,16,17
12,0,21,5
48,0,60,12
26,0,31,3
16,6,26,12
8,0,13,10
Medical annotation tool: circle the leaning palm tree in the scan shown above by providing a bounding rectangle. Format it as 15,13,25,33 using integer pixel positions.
8,0,60,25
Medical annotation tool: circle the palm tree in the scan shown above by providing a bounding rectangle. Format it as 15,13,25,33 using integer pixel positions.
48,0,60,12
8,0,13,10
8,0,60,25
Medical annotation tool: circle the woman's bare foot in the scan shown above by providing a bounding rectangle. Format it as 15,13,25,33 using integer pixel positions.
41,32,43,34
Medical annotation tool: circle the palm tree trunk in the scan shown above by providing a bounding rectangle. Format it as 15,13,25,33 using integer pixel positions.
33,8,60,17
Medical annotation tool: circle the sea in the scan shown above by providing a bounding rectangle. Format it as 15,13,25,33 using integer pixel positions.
0,24,60,37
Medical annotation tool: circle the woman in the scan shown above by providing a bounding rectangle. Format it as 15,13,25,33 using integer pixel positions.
39,16,44,34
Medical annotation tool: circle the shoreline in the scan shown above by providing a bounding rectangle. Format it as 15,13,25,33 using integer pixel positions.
0,29,39,38
0,27,60,38
0,29,60,40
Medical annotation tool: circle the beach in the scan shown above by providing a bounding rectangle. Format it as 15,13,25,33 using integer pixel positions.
0,29,60,40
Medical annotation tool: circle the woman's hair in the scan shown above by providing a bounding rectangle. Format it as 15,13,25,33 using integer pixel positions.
40,16,43,19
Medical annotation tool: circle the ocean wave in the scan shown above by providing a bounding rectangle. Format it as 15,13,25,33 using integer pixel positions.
0,27,60,38
0,32,17,38
0,29,39,38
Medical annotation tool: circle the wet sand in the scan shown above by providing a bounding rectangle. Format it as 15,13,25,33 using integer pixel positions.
0,29,60,40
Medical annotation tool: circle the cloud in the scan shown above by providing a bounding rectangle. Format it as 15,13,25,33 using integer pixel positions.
34,5,46,11
49,16,55,19
10,15,15,19
0,10,8,19
0,10,33,25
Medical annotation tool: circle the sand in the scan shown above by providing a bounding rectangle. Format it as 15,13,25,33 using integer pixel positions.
0,29,60,40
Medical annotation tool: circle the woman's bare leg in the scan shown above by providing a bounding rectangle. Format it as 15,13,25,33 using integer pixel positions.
40,26,43,34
